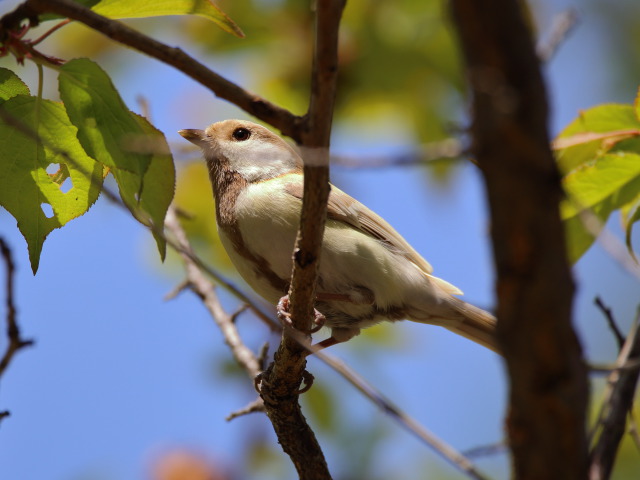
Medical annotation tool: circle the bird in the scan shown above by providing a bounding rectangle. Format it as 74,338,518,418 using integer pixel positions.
179,120,498,354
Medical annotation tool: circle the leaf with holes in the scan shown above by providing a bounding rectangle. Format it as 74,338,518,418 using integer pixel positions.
0,96,103,273
59,58,151,176
0,68,30,100
112,113,175,260
561,153,640,263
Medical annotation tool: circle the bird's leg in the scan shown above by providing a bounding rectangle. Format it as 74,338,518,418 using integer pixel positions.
276,295,325,333
276,295,361,357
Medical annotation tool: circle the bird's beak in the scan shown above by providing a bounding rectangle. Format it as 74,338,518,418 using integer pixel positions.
178,129,206,146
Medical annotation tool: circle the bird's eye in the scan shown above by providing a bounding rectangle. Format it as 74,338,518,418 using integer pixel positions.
232,127,251,141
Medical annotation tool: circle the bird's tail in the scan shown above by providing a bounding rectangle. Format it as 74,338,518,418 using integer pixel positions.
410,296,499,354
445,297,499,354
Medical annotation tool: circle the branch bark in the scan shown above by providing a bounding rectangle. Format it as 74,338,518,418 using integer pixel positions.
256,2,345,479
0,237,34,421
589,309,640,480
450,1,589,479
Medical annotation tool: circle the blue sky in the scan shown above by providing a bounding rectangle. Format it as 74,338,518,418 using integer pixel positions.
1,1,639,479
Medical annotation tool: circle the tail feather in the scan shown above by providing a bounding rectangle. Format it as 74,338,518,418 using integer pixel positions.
445,298,499,354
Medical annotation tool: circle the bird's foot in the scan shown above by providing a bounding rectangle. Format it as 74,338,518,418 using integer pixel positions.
276,295,326,334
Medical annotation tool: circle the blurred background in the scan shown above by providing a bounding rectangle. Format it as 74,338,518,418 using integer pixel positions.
0,0,639,479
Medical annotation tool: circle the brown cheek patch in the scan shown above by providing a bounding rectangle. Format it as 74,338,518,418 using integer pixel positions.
209,157,289,296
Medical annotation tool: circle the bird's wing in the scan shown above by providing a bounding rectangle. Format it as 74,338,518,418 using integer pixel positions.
284,181,458,281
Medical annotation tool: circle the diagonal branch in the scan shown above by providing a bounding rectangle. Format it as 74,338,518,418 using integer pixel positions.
164,207,261,379
19,0,300,137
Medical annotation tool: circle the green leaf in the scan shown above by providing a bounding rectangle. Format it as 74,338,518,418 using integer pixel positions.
561,153,640,262
0,68,30,100
59,58,151,176
620,193,640,261
554,104,640,174
0,96,103,273
112,114,175,261
91,0,244,37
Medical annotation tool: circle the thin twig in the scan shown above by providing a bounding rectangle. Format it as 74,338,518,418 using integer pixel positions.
225,397,265,421
0,238,33,379
30,18,70,45
331,138,464,169
312,351,491,480
0,238,34,421
536,8,580,62
589,307,640,480
572,199,640,281
595,297,626,350
164,207,262,379
462,441,508,459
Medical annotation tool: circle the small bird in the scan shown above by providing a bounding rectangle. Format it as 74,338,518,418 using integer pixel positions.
179,120,498,353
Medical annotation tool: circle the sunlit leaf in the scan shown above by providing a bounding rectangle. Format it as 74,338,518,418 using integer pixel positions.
58,58,151,176
0,96,103,273
555,104,640,174
0,68,30,100
112,113,175,260
561,153,640,262
91,0,244,37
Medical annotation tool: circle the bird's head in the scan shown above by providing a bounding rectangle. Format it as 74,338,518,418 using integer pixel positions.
179,120,302,183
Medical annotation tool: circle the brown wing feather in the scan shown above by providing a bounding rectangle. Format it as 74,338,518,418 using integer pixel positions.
284,182,463,295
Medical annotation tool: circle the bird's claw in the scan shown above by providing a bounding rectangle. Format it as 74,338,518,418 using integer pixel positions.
277,294,325,334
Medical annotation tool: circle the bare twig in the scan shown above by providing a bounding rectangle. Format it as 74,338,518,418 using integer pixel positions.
0,238,33,377
572,201,640,281
596,297,626,350
536,8,580,62
589,307,640,480
164,207,262,379
462,441,508,459
225,396,265,421
20,0,300,138
331,138,464,169
0,238,34,421
312,351,491,480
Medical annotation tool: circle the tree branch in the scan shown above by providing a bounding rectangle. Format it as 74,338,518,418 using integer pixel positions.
589,307,640,480
449,1,589,479
164,207,262,379
0,237,34,421
20,0,301,138
256,2,345,479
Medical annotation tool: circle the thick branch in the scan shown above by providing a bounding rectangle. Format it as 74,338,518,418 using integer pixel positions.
257,2,345,479
450,1,589,479
21,0,300,137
